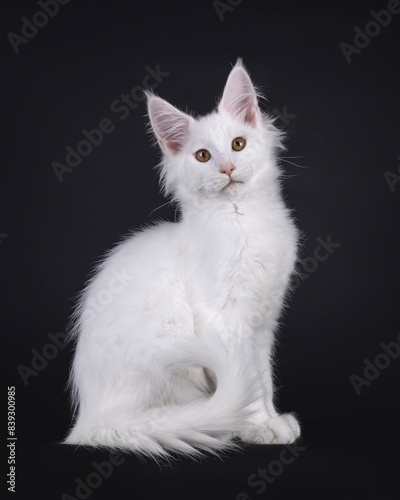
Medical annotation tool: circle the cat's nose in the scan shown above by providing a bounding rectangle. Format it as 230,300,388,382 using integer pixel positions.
220,163,235,177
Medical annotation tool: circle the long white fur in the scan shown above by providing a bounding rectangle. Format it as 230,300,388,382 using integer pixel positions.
64,59,300,459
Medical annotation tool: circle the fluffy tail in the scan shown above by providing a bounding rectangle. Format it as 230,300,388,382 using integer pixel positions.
64,336,260,460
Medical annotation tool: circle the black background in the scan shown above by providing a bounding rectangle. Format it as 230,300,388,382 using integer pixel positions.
2,0,400,498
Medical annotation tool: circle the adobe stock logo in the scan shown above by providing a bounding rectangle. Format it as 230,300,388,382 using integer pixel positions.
51,64,169,182
81,268,135,323
349,332,400,395
340,1,400,63
236,443,307,499
7,0,71,55
213,0,244,22
17,331,67,386
61,452,125,500
272,105,297,127
292,235,341,291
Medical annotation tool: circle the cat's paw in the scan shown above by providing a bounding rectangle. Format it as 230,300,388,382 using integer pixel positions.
240,413,300,445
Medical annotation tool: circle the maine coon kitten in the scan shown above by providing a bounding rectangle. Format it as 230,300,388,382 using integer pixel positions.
64,60,300,458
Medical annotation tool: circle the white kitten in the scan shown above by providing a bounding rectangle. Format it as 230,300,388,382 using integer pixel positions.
64,60,300,459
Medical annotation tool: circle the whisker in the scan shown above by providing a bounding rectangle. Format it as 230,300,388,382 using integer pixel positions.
280,158,309,169
149,201,171,218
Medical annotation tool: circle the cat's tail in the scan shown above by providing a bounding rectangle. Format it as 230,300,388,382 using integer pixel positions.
64,335,260,460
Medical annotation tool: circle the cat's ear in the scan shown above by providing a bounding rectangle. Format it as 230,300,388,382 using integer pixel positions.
218,60,261,127
147,94,194,155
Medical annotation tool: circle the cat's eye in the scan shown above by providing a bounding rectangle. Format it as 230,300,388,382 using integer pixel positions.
195,149,211,162
232,137,246,151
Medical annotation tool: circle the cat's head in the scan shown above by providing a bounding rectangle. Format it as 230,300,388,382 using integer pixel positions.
147,60,283,207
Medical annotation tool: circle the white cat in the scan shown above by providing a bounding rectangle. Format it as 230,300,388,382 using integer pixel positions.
64,60,301,459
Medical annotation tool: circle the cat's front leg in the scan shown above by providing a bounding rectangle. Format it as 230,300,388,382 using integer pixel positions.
198,312,300,444
239,330,301,445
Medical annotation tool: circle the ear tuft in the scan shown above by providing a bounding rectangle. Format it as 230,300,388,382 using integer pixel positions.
147,95,193,154
218,61,261,127
233,57,244,69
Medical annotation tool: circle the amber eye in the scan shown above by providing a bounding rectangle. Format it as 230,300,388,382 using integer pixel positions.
232,137,246,151
195,149,211,162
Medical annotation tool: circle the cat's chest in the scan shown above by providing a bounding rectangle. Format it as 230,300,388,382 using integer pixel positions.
184,204,278,292
217,215,271,282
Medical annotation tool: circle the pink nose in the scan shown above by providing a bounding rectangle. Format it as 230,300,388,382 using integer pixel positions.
220,163,235,177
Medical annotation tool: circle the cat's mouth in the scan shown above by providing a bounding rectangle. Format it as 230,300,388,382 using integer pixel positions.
222,180,244,191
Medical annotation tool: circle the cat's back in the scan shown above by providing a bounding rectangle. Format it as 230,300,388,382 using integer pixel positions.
104,220,184,272
81,221,185,305
120,220,182,255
